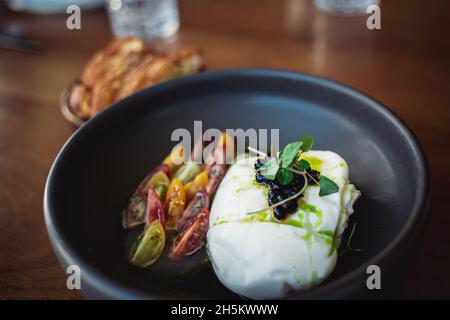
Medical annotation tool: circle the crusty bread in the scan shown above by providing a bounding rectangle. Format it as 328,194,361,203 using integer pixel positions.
117,48,203,99
66,37,203,124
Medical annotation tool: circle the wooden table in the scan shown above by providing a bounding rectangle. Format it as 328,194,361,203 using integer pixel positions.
0,0,449,299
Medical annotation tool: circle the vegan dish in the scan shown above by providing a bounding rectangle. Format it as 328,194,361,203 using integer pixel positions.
122,134,360,299
63,37,204,125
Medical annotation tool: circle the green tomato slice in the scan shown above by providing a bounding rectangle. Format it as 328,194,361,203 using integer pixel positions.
148,171,170,200
174,163,201,185
129,220,166,268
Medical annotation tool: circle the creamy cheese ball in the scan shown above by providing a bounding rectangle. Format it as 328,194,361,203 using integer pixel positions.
206,151,360,299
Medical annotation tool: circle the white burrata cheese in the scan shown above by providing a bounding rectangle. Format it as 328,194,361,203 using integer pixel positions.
207,151,361,299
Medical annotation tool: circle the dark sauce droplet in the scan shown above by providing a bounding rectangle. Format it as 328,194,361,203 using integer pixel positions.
254,159,307,220
306,168,320,184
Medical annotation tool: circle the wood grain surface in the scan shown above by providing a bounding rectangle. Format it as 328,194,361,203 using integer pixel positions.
0,0,449,299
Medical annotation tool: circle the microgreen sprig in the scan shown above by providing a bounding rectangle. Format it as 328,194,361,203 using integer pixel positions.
253,135,339,197
338,222,362,257
248,146,267,158
246,176,308,216
257,135,314,185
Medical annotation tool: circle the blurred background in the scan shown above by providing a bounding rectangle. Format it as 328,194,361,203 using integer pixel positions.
0,0,449,299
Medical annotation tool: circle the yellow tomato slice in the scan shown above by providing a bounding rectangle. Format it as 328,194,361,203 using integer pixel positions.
165,178,186,230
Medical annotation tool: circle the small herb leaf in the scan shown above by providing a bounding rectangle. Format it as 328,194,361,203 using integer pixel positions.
277,168,293,185
299,135,314,152
296,159,310,170
280,141,302,168
259,157,279,180
319,176,339,196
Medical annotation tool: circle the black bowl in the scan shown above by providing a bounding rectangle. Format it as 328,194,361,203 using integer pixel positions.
44,69,430,299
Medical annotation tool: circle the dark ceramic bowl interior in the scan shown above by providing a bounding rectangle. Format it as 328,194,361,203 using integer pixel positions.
44,69,429,299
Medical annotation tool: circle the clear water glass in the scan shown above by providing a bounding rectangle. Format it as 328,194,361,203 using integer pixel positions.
314,0,380,15
106,0,180,39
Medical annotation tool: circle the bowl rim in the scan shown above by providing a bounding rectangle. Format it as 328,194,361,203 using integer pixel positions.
44,68,431,299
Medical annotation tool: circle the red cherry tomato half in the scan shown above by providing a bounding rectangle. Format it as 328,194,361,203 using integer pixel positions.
169,208,210,260
205,164,226,196
122,164,171,229
139,164,171,194
177,189,209,230
204,145,224,171
146,187,166,228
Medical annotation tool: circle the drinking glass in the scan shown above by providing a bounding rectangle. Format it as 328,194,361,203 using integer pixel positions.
314,0,380,15
106,0,180,39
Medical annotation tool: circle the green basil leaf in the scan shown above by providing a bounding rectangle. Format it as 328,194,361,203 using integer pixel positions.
280,141,302,168
277,168,293,185
296,159,310,170
259,157,279,180
319,176,339,196
299,135,314,152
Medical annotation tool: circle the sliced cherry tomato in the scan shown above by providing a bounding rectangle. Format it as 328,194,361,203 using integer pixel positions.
128,220,165,268
191,135,206,163
205,164,226,196
122,164,170,229
165,178,186,230
204,132,234,170
140,164,171,192
184,170,208,201
169,208,210,260
148,170,170,200
204,146,222,171
178,189,210,230
146,187,166,228
122,195,146,230
174,163,201,185
163,144,184,173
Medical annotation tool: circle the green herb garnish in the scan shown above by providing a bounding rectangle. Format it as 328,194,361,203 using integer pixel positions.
258,135,315,181
277,168,293,185
299,134,314,152
254,134,339,199
259,157,279,180
296,159,310,170
280,135,314,168
338,223,362,257
280,141,302,168
319,176,339,196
